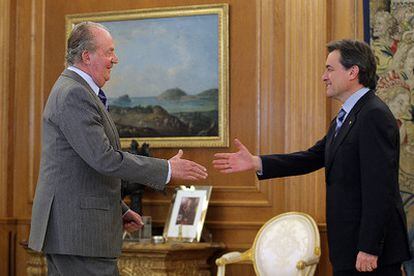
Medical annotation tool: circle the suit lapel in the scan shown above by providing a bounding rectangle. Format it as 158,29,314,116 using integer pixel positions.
325,90,375,173
61,69,121,150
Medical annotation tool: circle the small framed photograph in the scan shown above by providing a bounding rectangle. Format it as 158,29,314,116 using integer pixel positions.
163,186,212,242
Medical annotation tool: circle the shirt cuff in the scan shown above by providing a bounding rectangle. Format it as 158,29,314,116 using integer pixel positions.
122,209,131,218
256,157,263,175
166,160,172,184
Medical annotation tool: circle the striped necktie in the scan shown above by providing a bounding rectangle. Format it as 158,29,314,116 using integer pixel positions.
98,89,109,111
334,108,346,137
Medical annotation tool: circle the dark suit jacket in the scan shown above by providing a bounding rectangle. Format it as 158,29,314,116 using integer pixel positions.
258,90,410,271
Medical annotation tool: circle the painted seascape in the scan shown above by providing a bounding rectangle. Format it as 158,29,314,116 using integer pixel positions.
102,14,219,138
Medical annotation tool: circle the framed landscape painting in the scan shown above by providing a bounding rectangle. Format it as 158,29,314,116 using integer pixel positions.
66,4,229,148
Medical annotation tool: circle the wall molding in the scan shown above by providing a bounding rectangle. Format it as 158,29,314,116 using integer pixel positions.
0,0,12,217
27,0,46,204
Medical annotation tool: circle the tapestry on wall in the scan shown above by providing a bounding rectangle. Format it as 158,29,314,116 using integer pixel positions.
369,0,414,273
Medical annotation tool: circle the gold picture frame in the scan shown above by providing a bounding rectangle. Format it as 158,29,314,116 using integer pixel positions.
163,185,212,242
66,4,229,148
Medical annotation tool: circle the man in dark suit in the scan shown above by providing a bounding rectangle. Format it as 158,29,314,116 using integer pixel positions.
213,39,410,275
29,22,207,275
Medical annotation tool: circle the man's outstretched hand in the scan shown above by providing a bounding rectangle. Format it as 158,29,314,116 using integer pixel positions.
213,139,262,174
169,150,208,181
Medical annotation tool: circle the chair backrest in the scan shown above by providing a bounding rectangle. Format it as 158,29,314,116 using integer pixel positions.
252,212,320,276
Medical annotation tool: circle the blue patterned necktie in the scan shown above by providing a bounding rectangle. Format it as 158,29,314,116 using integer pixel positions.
98,89,109,111
334,108,346,137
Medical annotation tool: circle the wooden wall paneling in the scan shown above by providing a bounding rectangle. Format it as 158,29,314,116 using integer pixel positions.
315,225,330,275
284,0,328,221
10,0,45,274
283,1,332,274
0,0,17,274
266,0,290,219
257,0,288,216
12,0,31,218
13,0,46,218
330,0,363,41
15,220,31,276
0,219,17,276
27,0,46,205
0,0,14,218
328,0,364,117
0,221,9,275
0,0,10,217
224,264,256,276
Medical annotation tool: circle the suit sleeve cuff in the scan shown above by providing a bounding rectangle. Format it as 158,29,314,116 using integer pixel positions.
166,160,172,184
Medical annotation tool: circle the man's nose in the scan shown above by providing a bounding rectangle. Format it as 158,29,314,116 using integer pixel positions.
112,54,119,64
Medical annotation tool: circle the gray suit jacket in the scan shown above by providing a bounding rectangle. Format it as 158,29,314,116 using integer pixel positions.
29,69,168,257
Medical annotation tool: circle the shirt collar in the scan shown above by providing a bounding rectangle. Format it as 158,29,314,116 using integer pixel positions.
341,87,370,115
67,66,100,95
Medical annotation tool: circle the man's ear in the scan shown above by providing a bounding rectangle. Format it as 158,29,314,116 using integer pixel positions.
349,65,360,81
81,50,90,64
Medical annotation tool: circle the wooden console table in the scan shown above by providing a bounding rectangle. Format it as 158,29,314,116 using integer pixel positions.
22,241,225,276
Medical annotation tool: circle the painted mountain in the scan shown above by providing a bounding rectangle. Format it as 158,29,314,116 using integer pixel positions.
108,88,218,138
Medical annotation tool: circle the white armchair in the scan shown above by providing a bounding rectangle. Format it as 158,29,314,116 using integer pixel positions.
216,212,321,276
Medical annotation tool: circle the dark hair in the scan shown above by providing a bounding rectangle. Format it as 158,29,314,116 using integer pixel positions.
327,39,377,89
66,22,108,66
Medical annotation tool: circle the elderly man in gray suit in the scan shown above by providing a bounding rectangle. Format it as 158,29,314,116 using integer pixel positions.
29,21,208,275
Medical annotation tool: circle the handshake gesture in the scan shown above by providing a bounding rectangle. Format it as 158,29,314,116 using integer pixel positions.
168,139,260,182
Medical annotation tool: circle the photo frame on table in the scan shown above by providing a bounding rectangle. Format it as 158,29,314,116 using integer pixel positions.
65,4,229,148
163,186,212,242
